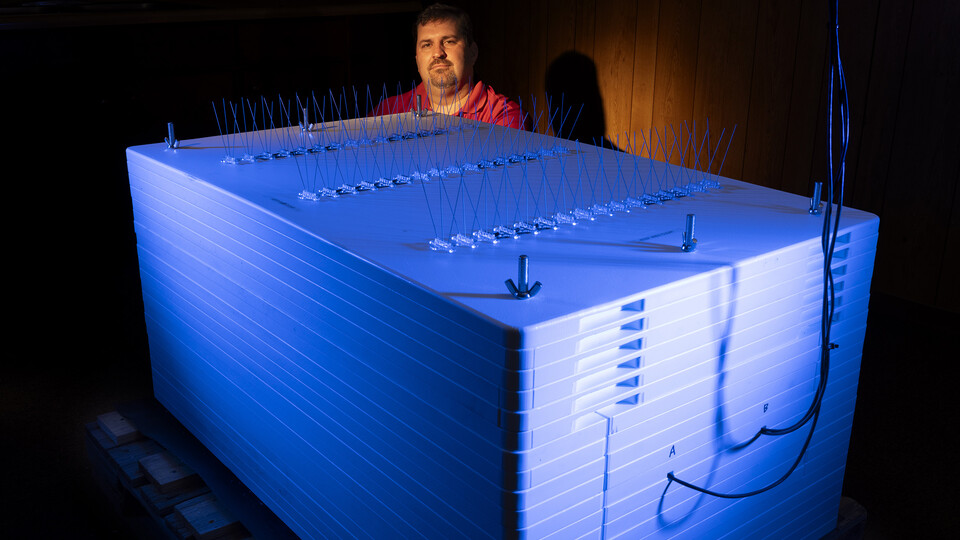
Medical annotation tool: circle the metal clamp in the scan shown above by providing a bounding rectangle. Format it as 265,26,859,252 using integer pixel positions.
505,255,542,299
681,214,697,252
809,182,823,215
165,122,179,149
300,107,323,132
413,94,434,117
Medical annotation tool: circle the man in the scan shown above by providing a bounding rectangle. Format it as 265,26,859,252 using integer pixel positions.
374,3,528,129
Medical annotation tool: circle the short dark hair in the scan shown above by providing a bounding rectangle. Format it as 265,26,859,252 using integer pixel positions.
415,3,475,44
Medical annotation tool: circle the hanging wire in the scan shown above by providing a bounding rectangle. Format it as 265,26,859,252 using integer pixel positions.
666,0,850,499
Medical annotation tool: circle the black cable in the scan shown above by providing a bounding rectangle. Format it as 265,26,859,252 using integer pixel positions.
666,0,849,499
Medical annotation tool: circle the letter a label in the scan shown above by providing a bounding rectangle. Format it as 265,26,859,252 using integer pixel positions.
668,445,676,458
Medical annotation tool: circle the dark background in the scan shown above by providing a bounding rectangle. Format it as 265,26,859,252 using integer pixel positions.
1,0,957,538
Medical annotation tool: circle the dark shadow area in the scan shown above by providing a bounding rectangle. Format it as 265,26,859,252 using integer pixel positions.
658,266,740,529
2,5,958,538
841,293,960,539
116,399,300,540
0,7,413,538
545,51,624,151
442,291,517,300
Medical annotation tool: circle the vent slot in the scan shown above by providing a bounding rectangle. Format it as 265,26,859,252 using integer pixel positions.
571,299,650,415
617,357,641,370
577,299,645,334
621,318,645,331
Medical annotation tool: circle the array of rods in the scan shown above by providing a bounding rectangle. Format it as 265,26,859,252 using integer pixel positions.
411,123,734,253
211,84,586,164
211,86,737,252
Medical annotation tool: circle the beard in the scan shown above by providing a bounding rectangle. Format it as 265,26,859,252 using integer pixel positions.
428,63,458,90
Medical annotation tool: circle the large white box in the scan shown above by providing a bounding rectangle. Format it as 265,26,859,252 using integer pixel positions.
127,113,878,539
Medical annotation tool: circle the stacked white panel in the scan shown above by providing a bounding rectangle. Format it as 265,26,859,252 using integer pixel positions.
127,113,878,539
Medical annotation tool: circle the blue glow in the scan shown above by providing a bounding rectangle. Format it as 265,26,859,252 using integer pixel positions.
128,112,877,538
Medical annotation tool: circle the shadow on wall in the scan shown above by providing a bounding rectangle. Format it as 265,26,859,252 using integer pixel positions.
545,51,624,152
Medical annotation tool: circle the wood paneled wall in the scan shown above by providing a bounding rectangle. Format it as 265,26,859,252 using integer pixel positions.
471,0,959,311
4,0,954,310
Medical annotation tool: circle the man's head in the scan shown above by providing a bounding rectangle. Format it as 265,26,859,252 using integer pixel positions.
414,3,478,95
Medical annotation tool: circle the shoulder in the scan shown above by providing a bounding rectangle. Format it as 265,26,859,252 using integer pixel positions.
482,84,529,130
373,85,421,116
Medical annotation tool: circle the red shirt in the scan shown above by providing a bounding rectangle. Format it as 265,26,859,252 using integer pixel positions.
373,81,529,130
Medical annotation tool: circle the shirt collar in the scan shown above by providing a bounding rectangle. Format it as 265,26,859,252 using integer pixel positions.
418,81,485,115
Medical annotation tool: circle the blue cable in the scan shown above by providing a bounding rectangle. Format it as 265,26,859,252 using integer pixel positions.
666,0,850,499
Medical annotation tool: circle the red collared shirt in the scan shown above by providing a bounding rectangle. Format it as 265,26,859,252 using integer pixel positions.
373,81,529,130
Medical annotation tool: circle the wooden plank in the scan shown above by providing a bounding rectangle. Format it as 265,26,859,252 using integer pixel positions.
823,0,881,206
801,0,881,200
139,450,203,494
874,0,960,304
86,421,118,451
176,493,245,540
835,496,868,539
107,439,163,488
650,0,701,164
502,0,533,101
691,0,758,178
527,0,550,133
545,0,578,136
545,0,577,65
164,510,193,540
562,0,597,143
139,482,212,517
85,422,130,509
574,0,597,59
848,0,913,216
595,0,638,144
740,0,803,190
629,0,660,147
544,0,603,142
97,410,141,445
87,410,269,539
474,0,506,96
779,0,829,196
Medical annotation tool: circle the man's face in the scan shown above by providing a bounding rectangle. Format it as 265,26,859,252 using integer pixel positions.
415,19,477,94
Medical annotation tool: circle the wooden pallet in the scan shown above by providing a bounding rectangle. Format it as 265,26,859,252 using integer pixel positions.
821,496,868,540
86,411,252,540
87,410,863,540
